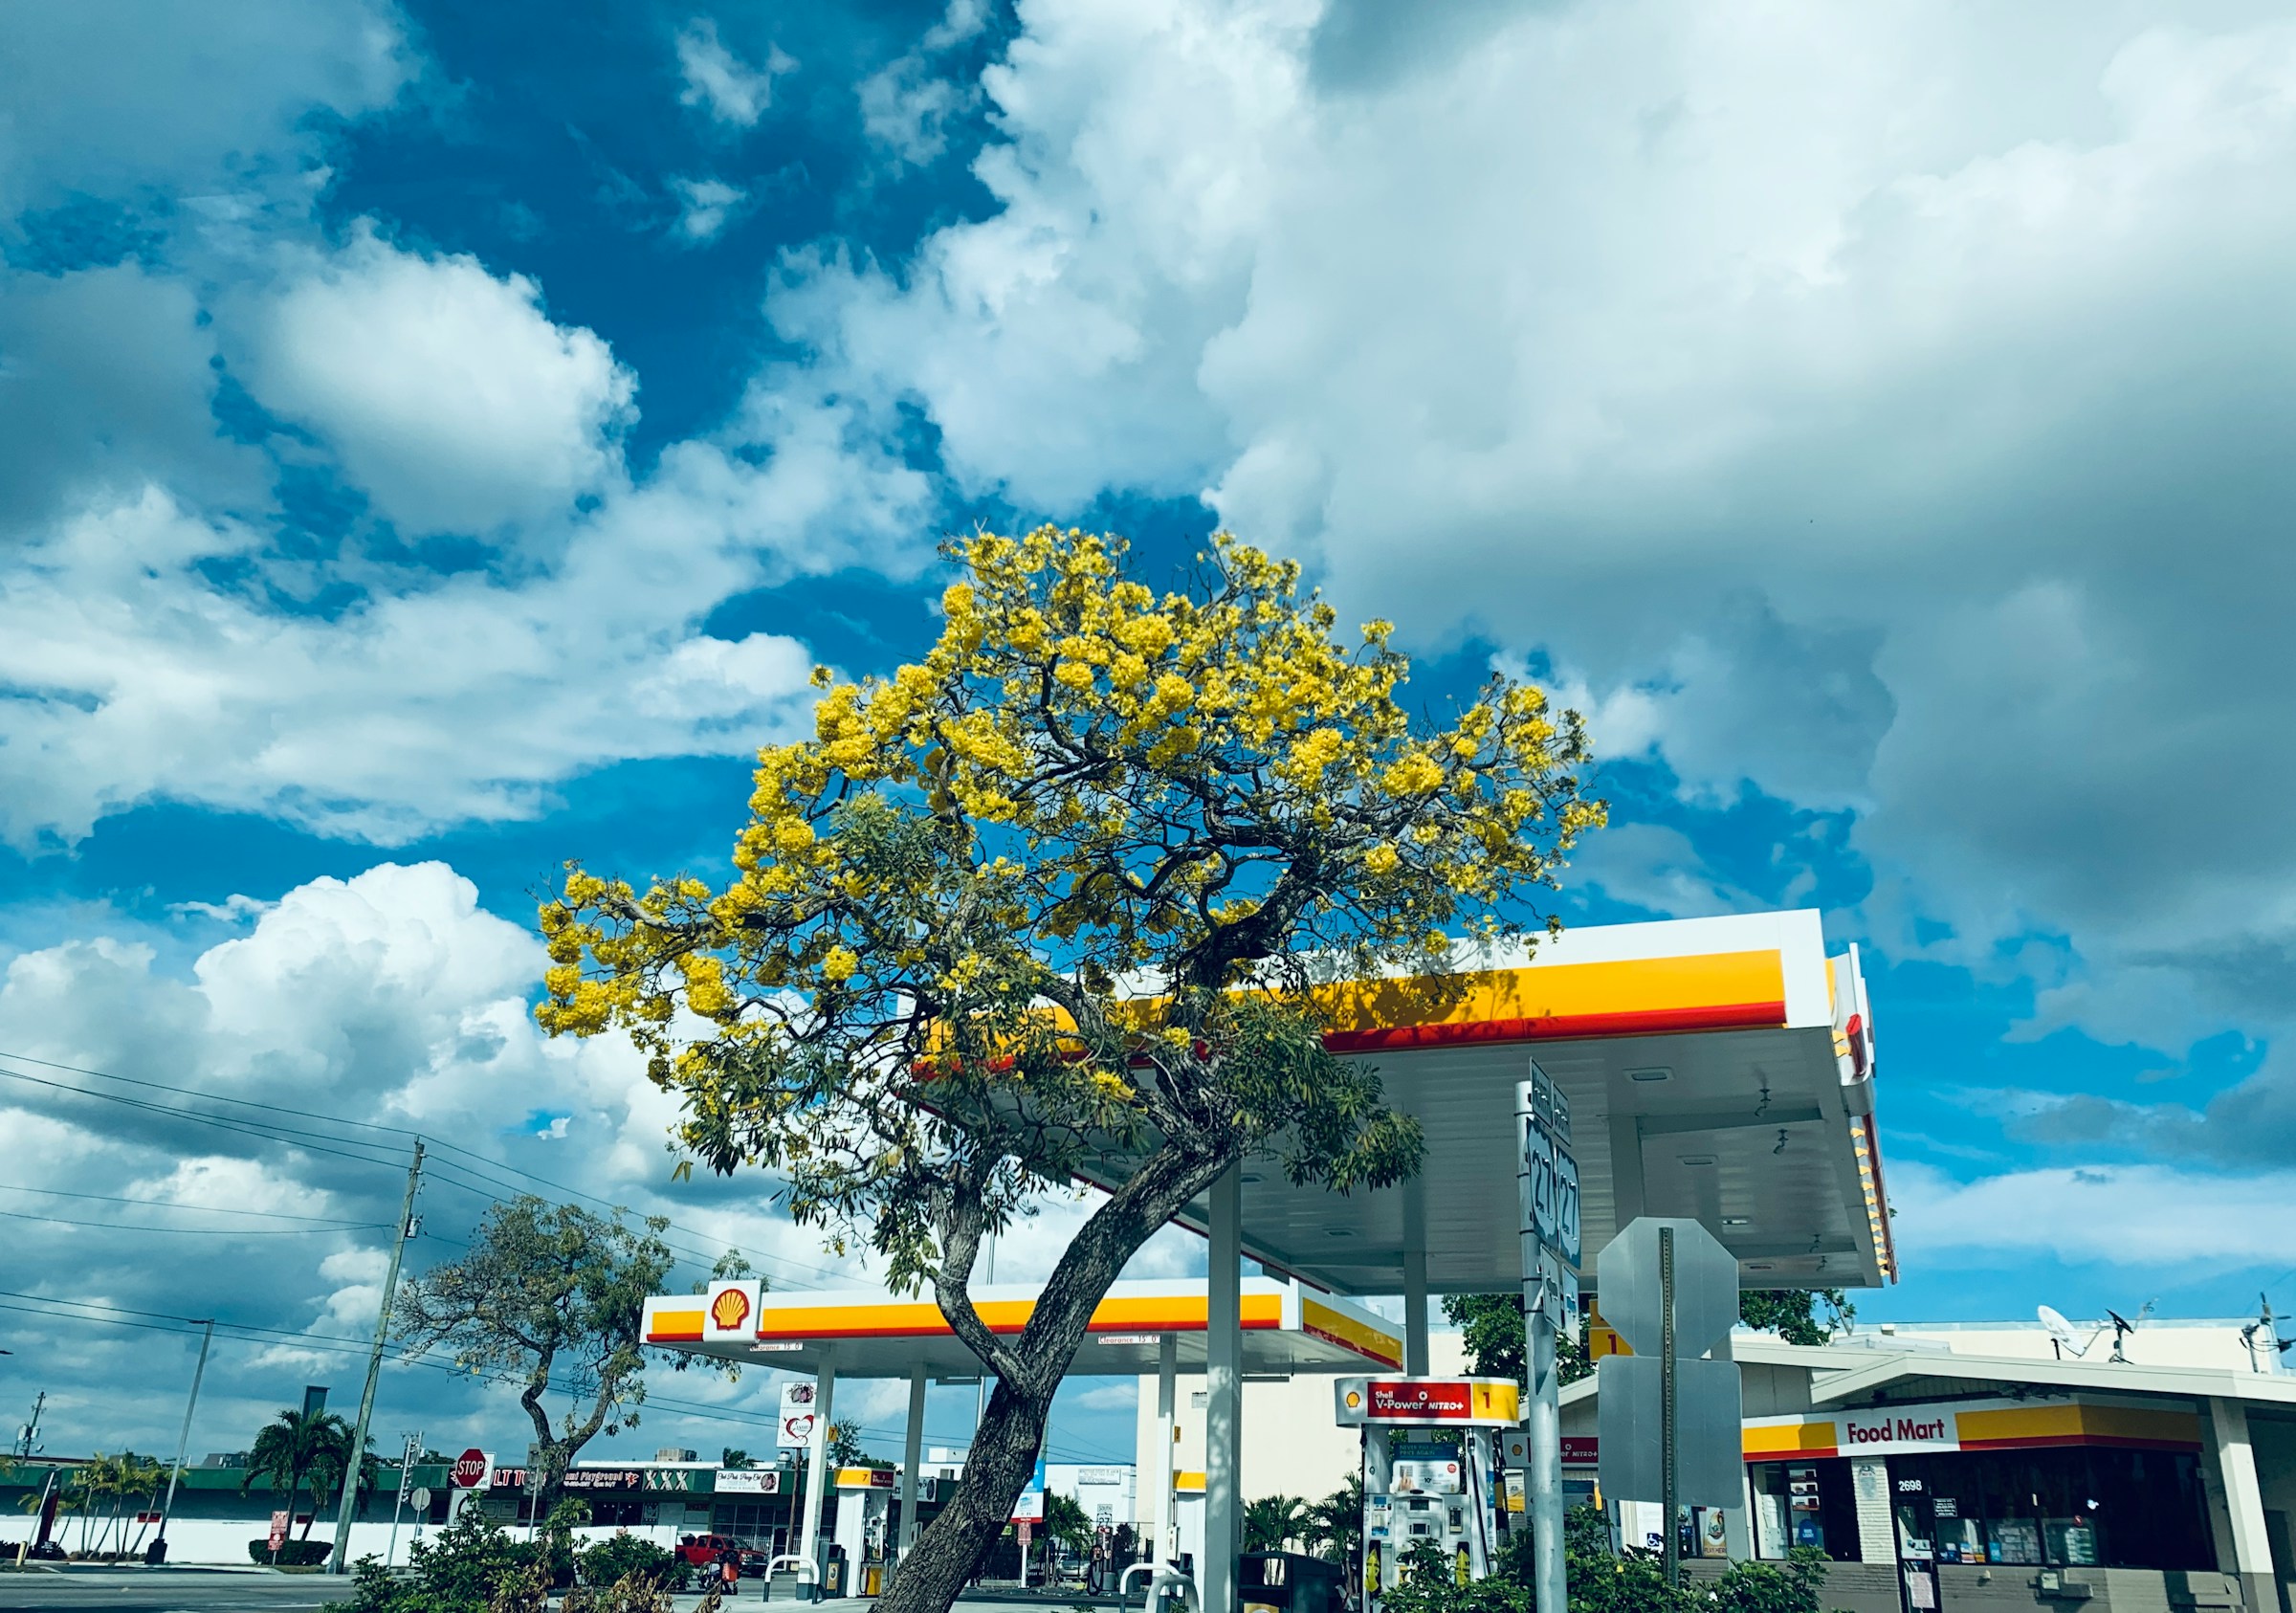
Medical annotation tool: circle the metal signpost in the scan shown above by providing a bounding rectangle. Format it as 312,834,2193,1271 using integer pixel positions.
1516,1063,1579,1613
386,1431,422,1568
1594,1217,1742,1586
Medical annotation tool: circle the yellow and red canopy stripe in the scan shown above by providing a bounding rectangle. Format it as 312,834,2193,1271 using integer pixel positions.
648,1288,1290,1346
1308,950,1788,1053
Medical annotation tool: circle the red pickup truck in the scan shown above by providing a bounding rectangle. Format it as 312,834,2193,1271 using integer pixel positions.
676,1534,742,1567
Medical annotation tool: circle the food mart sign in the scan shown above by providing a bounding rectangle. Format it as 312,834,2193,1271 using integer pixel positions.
1743,1397,2202,1463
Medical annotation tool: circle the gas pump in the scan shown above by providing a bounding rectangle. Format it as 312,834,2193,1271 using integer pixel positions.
1334,1377,1523,1613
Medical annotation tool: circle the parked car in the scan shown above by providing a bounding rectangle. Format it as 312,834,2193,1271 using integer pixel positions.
675,1533,742,1567
738,1548,773,1578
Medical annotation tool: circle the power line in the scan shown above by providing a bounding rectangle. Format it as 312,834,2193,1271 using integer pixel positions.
0,1293,1131,1463
0,1183,382,1226
0,1050,848,1287
0,1207,391,1236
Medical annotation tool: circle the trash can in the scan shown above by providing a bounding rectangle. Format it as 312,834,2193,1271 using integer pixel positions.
822,1546,849,1599
1239,1553,1344,1613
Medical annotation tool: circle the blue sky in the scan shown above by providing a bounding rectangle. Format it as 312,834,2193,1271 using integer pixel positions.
8,0,2296,1475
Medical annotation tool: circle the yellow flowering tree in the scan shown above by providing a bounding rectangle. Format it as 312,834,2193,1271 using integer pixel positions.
538,527,1600,1613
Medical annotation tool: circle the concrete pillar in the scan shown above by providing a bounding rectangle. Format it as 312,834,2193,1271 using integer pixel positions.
1403,1189,1431,1378
1711,1329,1753,1561
1849,1456,1894,1566
1152,1333,1178,1565
799,1356,837,1576
1205,1167,1243,1613
2211,1397,2277,1604
898,1363,926,1557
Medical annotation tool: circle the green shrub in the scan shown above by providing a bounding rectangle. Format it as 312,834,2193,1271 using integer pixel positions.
577,1535,688,1591
250,1538,334,1566
324,1510,540,1613
1381,1509,1838,1613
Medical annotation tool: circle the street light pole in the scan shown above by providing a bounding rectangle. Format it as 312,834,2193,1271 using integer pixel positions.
328,1139,425,1575
153,1319,215,1560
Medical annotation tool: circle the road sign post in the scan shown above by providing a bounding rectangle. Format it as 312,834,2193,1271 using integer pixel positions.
386,1431,422,1568
1595,1217,1743,1586
1516,1065,1577,1613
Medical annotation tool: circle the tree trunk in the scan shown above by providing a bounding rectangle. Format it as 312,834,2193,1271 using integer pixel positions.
874,1141,1235,1613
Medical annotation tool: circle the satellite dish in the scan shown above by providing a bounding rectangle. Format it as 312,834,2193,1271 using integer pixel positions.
2038,1305,2085,1359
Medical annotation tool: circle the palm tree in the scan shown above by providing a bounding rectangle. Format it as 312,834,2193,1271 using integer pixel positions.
1305,1474,1364,1569
1244,1494,1312,1554
242,1406,356,1557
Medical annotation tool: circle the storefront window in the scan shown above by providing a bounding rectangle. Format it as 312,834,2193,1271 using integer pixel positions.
1747,1460,1863,1561
1885,1448,2209,1573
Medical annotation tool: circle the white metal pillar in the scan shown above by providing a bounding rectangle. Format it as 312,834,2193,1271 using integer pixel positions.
1402,1188,1431,1378
1710,1328,1753,1560
1152,1333,1178,1565
898,1362,927,1558
2210,1399,2275,1586
799,1355,838,1576
1205,1167,1243,1613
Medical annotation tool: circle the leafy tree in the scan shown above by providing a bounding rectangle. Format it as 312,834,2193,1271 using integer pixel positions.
1445,1294,1593,1389
394,1196,739,1514
538,527,1598,1613
244,1406,357,1552
1243,1494,1312,1553
824,1420,870,1469
720,1447,751,1470
1736,1290,1853,1346
1446,1285,1854,1395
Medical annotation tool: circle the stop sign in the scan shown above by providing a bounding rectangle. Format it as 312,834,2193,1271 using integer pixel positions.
452,1448,489,1489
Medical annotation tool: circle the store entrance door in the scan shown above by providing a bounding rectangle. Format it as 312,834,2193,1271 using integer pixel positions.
1891,1473,1941,1613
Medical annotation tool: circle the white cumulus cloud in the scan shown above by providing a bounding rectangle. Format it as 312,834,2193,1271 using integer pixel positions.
243,225,636,539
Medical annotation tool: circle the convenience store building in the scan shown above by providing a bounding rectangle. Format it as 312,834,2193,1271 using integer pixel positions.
1563,1337,2296,1611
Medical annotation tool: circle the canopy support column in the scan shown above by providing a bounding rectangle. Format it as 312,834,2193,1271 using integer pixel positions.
1403,1188,1430,1377
799,1353,838,1579
898,1361,926,1558
1711,1328,1753,1560
1205,1167,1242,1613
1151,1332,1177,1566
2209,1397,2276,1606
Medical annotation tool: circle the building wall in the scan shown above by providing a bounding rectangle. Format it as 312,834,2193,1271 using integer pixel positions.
1134,1331,1469,1520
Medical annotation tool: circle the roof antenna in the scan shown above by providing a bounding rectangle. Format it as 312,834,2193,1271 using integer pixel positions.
2241,1294,2292,1375
2104,1301,2153,1364
2038,1305,2086,1360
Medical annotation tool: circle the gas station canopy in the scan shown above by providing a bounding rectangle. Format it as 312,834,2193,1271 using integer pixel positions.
1074,911,1892,1297
642,1276,1406,1379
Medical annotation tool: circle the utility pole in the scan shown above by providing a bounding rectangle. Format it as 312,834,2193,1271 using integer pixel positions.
152,1320,216,1561
15,1389,44,1459
328,1139,425,1576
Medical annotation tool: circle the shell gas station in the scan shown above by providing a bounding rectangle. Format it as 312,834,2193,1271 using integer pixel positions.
641,910,1922,1609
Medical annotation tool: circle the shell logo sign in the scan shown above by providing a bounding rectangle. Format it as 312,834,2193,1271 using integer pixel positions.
703,1280,762,1340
